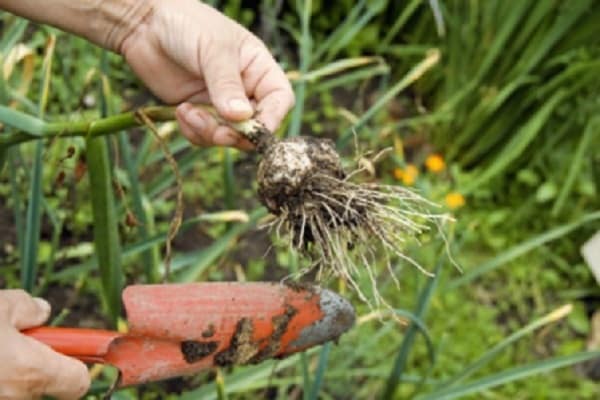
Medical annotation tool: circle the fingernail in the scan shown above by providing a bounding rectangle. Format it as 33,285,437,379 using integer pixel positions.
34,297,51,315
228,98,252,115
186,110,206,131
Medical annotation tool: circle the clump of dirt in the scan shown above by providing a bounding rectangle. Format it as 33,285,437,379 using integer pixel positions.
248,304,298,364
257,136,344,215
180,340,219,363
214,318,258,367
213,304,300,367
283,280,318,298
201,324,216,338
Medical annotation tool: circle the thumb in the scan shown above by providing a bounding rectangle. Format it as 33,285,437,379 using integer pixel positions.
0,289,51,330
201,42,253,121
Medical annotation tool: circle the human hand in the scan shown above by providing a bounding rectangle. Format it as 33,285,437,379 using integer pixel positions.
119,0,295,150
0,290,90,400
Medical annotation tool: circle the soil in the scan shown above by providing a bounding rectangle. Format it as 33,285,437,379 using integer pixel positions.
214,317,257,367
214,303,299,367
180,340,219,364
248,304,297,364
257,136,345,215
201,323,216,338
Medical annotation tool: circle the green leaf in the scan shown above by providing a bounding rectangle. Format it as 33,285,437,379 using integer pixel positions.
449,211,600,288
21,34,55,292
383,257,443,398
339,49,440,146
418,351,600,400
438,304,572,389
308,343,331,400
552,116,600,215
86,136,123,323
464,90,567,192
0,146,6,174
174,208,266,282
535,181,558,203
21,141,43,291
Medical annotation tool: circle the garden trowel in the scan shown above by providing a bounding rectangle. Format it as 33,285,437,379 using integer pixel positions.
23,282,355,387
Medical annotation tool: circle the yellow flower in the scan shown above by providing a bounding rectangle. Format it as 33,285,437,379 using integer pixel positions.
393,164,419,186
425,154,445,173
445,192,465,209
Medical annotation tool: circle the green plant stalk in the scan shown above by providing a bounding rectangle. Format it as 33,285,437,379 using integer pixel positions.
287,0,312,137
0,105,267,148
0,106,176,147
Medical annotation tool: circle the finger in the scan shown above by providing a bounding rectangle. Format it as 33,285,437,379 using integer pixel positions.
0,289,50,330
20,334,90,400
256,88,296,133
212,126,254,151
200,36,254,121
241,43,295,132
185,90,211,105
176,103,253,150
176,103,217,146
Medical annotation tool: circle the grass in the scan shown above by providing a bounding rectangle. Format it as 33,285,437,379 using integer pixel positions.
0,1,599,399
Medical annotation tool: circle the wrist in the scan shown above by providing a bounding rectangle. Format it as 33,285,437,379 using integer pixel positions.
0,0,154,52
91,0,155,53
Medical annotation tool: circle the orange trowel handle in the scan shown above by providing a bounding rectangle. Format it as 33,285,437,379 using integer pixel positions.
23,327,122,363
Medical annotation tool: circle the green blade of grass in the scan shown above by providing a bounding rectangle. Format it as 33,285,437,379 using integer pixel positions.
48,210,250,282
86,135,123,322
21,141,43,291
448,210,600,289
86,53,123,322
308,343,331,400
437,304,572,389
382,257,443,398
463,89,567,193
418,351,600,400
472,1,530,84
0,17,28,53
323,0,386,62
180,349,318,400
338,49,440,147
552,116,599,215
21,34,55,291
311,0,366,62
378,0,422,50
0,146,6,174
315,62,390,93
174,208,266,282
287,0,312,137
118,127,158,283
301,352,311,400
428,0,446,37
0,105,45,137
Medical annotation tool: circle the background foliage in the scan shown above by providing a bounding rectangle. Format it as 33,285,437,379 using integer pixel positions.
1,0,599,398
